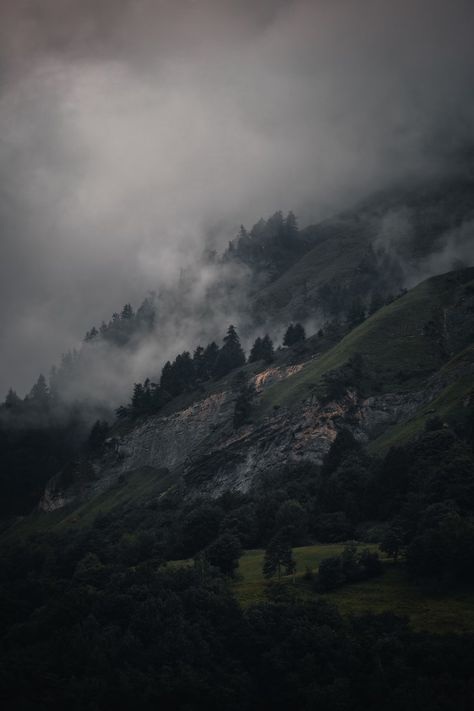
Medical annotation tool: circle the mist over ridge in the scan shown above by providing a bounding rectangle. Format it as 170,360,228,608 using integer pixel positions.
1,0,474,396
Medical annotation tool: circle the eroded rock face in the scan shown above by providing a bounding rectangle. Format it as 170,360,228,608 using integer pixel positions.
40,360,470,510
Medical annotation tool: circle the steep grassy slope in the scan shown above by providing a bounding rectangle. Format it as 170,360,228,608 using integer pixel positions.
253,173,474,320
259,268,474,414
2,465,176,542
369,345,474,453
254,224,371,317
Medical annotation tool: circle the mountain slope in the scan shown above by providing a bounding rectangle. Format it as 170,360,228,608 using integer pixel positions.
260,267,474,412
7,267,471,539
253,173,474,322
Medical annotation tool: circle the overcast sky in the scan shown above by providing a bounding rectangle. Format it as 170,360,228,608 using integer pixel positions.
1,0,474,395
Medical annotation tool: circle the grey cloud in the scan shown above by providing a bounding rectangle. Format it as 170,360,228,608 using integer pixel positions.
1,0,474,395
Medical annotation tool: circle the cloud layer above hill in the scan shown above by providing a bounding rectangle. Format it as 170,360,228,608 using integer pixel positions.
1,0,474,394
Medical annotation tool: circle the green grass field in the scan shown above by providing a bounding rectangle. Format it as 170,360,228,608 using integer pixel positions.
258,271,474,416
233,543,474,634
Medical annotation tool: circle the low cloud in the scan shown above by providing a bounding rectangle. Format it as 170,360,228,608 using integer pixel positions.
1,0,474,395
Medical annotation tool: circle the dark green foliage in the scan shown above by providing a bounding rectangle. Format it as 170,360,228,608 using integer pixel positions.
317,554,346,590
313,511,355,542
283,322,306,346
321,353,368,403
205,533,242,576
322,429,361,476
263,530,296,580
248,334,274,364
275,499,308,545
214,325,246,378
380,526,405,562
407,512,474,583
317,545,383,591
233,377,256,428
219,505,258,548
87,420,110,452
2,530,473,711
182,504,224,557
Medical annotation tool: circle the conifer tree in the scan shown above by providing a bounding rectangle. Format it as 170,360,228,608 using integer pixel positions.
285,210,298,238
4,388,21,411
283,323,306,346
213,326,246,378
29,374,50,407
249,335,274,364
121,304,134,320
248,337,263,363
203,342,220,378
260,334,275,363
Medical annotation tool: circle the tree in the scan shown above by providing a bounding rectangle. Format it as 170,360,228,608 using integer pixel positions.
317,556,345,591
84,326,99,342
233,378,256,428
380,526,404,562
248,337,263,363
203,342,220,379
88,420,110,452
28,374,50,408
275,500,308,545
283,323,306,347
121,303,134,320
213,325,246,378
260,335,274,364
182,504,224,557
4,388,21,411
205,533,242,576
285,211,298,239
249,334,274,364
136,297,156,331
263,530,296,581
321,429,361,476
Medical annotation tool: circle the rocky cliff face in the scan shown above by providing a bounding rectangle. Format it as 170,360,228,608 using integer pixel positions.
40,357,465,512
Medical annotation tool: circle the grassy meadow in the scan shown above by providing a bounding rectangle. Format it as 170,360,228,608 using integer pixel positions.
233,543,474,634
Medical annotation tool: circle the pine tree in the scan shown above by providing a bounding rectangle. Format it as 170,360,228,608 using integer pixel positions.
160,361,176,397
285,211,298,238
29,374,50,407
267,210,285,239
261,334,274,363
233,378,256,428
88,420,110,451
193,346,206,381
213,326,246,378
136,297,155,330
121,304,134,320
84,326,99,342
174,352,195,392
4,388,21,411
203,342,220,379
249,335,274,364
248,337,263,363
283,323,306,347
